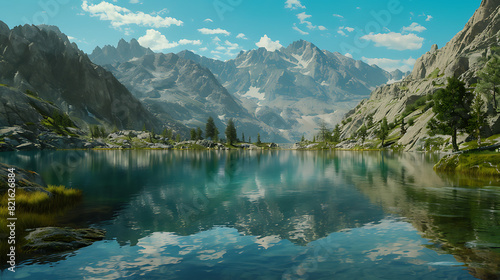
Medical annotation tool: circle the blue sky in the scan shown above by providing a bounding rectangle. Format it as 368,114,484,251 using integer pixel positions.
0,0,482,72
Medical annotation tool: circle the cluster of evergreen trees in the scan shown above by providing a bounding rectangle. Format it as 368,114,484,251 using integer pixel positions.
189,116,262,146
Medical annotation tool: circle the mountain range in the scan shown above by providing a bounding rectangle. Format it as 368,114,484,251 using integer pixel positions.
90,39,407,141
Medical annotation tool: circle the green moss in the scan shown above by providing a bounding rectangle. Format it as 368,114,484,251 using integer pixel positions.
427,68,441,79
434,153,500,177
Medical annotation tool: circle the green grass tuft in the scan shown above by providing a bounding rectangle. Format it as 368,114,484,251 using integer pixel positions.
434,152,500,177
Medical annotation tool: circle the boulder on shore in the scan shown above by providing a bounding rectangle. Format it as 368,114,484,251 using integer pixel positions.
23,227,106,254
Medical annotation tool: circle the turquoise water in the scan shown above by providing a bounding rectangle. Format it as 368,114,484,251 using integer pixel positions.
1,150,500,279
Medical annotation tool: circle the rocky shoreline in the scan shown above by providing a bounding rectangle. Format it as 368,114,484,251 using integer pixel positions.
0,163,105,258
1,126,279,152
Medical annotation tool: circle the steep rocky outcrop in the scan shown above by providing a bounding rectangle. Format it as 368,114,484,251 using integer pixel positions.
0,22,173,133
410,0,500,81
338,0,500,151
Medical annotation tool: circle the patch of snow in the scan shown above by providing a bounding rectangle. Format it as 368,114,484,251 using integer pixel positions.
218,114,226,122
241,86,265,101
321,81,330,87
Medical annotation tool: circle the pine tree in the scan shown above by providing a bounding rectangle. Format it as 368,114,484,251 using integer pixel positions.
318,121,330,142
468,93,487,146
167,129,173,140
176,134,181,142
196,127,203,140
301,134,305,142
205,116,218,140
248,136,251,143
190,128,196,140
242,132,245,143
477,49,500,111
400,117,406,135
225,118,237,145
433,77,473,152
257,133,261,145
332,124,341,143
378,117,389,147
358,125,368,144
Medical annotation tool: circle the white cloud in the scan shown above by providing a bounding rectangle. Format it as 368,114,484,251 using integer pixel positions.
285,0,305,10
362,56,417,72
360,32,424,51
129,0,139,3
138,29,202,51
81,1,182,29
345,53,353,58
297,12,316,30
426,15,433,21
138,29,178,50
225,40,240,50
318,26,327,31
236,33,248,39
152,8,169,16
297,12,311,22
255,35,283,52
293,24,309,35
67,36,77,40
204,18,213,23
178,39,202,45
332,14,344,18
199,47,208,51
402,22,426,33
339,26,354,32
216,46,226,50
213,36,221,42
198,28,230,36
337,26,354,37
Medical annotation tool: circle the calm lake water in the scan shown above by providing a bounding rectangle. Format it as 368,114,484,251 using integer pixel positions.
1,150,500,280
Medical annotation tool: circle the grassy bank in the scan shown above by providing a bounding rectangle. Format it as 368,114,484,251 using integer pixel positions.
0,185,82,259
434,152,500,177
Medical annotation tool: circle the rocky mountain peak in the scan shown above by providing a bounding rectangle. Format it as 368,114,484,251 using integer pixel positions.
89,39,154,65
409,1,500,80
0,20,10,36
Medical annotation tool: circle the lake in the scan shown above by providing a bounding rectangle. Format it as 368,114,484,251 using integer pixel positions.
1,150,499,279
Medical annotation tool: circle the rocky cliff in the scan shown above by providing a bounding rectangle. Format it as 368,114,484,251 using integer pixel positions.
338,0,500,151
0,21,174,133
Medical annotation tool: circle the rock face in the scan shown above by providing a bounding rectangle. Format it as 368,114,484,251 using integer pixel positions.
410,0,500,81
0,163,48,194
339,0,500,151
0,21,169,132
23,227,106,254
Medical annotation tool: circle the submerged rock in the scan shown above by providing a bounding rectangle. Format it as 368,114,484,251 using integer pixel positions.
23,227,106,254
